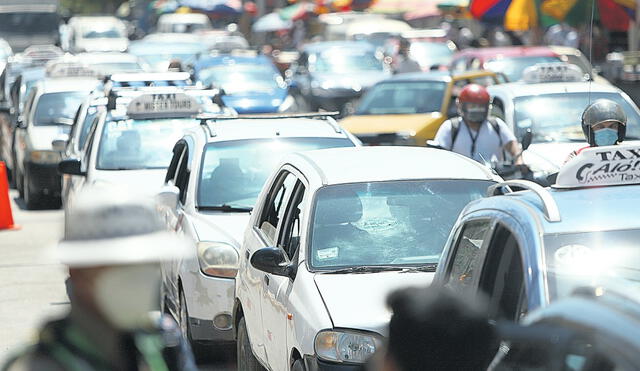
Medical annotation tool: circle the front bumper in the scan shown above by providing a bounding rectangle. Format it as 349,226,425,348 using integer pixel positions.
183,272,236,343
188,317,235,343
25,161,61,197
304,355,366,371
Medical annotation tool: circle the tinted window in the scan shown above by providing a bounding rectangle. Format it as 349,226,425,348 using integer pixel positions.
0,13,59,34
312,49,384,73
356,81,447,115
310,180,493,269
259,172,297,244
198,137,354,209
34,92,88,126
97,118,197,170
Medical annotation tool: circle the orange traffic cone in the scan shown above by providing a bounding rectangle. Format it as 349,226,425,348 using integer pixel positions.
0,161,19,231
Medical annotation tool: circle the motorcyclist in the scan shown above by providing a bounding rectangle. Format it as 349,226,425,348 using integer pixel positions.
2,186,196,371
566,99,627,161
433,84,523,166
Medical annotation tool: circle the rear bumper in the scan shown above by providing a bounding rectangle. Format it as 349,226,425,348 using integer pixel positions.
25,161,61,197
304,355,366,371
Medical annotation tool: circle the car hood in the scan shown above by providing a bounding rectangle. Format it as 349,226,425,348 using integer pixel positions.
313,271,434,334
91,169,167,192
313,71,390,91
190,212,252,247
28,125,71,150
340,113,444,135
222,89,287,114
523,142,587,174
77,38,128,52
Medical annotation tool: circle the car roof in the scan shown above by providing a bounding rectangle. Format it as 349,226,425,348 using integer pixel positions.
454,46,558,59
303,41,376,53
487,184,640,234
287,146,499,186
198,117,352,143
37,77,99,94
488,81,621,98
384,70,497,83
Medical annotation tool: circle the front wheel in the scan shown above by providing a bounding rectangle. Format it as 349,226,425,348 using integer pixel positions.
237,317,265,371
292,359,306,371
23,168,40,210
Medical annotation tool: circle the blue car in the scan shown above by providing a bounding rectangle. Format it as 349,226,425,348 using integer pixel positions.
194,55,296,114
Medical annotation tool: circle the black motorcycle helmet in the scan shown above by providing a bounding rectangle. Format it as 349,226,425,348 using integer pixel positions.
581,99,627,146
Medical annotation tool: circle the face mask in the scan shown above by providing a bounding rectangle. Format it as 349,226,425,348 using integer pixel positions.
93,264,161,331
461,104,488,123
594,128,618,146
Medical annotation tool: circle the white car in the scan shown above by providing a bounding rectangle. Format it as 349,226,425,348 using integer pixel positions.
234,146,501,371
488,77,640,178
156,13,212,33
74,52,147,74
58,90,228,208
157,114,359,348
68,16,129,53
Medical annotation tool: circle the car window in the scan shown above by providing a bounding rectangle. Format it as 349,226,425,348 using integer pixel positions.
259,171,297,245
174,145,190,204
165,142,186,185
445,219,492,293
355,81,447,115
78,106,101,150
33,92,88,126
479,225,526,321
278,181,305,261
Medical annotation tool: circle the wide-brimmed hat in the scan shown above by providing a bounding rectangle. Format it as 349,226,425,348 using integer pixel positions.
58,185,190,267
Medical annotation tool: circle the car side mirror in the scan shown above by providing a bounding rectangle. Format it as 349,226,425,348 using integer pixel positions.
58,158,85,176
250,247,296,279
52,139,68,152
156,185,180,210
521,129,532,151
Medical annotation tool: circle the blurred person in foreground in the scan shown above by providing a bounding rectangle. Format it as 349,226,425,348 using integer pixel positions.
372,287,498,371
2,186,197,371
393,38,421,74
433,84,522,166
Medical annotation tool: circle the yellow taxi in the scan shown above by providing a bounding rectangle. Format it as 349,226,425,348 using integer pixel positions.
339,70,504,145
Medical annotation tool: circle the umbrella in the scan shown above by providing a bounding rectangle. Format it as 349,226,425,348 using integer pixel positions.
178,0,242,15
542,0,635,31
252,12,294,32
279,2,317,20
469,0,539,30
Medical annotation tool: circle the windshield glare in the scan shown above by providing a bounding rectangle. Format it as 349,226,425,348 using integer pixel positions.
484,56,561,81
545,229,640,300
313,50,383,73
310,180,493,269
97,118,197,170
198,138,355,209
409,42,454,68
34,92,88,126
356,81,446,115
197,64,281,92
514,92,640,142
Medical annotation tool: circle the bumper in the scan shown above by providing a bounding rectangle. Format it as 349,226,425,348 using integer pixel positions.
25,161,61,197
304,355,366,371
183,272,236,343
188,317,235,343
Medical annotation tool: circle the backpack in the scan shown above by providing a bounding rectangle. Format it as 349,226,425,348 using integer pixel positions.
449,117,505,160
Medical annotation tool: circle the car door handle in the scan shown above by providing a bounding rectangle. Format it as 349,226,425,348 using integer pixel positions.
263,275,269,286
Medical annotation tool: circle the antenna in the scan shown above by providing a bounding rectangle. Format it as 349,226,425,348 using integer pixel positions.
587,0,596,105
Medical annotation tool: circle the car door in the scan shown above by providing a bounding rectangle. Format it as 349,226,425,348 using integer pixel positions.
261,178,306,370
242,170,297,364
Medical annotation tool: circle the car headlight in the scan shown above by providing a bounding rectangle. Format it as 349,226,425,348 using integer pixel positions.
30,150,61,164
278,95,295,112
314,329,382,364
197,242,239,278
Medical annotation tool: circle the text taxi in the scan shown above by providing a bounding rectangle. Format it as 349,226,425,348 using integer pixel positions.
433,143,640,323
339,70,503,146
488,63,640,179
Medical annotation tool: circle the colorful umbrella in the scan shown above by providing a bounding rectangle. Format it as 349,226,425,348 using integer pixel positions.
178,0,242,15
541,0,634,31
469,0,539,30
279,2,316,20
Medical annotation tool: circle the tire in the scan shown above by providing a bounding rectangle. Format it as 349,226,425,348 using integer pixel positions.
23,168,40,210
237,317,265,371
16,167,24,199
179,289,192,343
292,359,306,371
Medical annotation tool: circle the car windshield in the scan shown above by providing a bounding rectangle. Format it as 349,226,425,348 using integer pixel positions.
34,92,88,126
410,42,454,68
97,118,198,170
484,56,561,81
197,64,281,93
356,81,447,115
129,44,206,66
544,229,640,301
82,28,124,39
310,180,493,269
313,49,384,73
198,138,354,209
0,12,59,34
513,92,640,142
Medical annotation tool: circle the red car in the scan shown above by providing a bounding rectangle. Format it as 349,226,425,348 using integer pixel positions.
450,46,561,82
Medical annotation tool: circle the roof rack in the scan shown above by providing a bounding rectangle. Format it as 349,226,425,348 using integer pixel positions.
197,111,343,136
487,180,561,222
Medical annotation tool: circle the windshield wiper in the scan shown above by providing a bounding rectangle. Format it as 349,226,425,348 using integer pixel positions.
320,266,407,274
197,204,253,212
399,264,438,273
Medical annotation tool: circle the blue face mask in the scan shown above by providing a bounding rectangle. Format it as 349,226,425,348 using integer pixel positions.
594,128,618,146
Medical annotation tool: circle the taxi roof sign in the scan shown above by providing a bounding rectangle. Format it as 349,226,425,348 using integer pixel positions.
126,93,202,119
522,62,586,84
46,62,99,79
554,143,640,189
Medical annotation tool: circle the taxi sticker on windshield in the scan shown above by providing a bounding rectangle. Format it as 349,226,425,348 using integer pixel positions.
317,247,339,260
